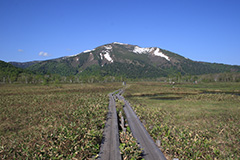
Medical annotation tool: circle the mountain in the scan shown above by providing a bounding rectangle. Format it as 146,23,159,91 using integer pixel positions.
0,60,32,83
17,42,240,78
0,60,24,74
9,61,41,69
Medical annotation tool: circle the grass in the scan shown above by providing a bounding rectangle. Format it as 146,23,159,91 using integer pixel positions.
0,83,121,159
1,82,239,159
124,82,240,159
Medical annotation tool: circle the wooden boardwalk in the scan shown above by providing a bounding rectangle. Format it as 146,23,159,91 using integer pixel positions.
116,90,166,160
98,89,166,160
97,92,121,160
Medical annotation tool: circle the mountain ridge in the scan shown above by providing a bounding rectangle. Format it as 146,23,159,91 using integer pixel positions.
9,61,41,69
8,42,240,78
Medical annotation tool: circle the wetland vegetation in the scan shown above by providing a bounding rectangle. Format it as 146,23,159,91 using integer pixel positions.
0,83,121,159
124,82,240,159
0,82,239,159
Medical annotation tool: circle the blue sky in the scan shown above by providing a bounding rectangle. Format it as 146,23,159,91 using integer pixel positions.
0,0,239,65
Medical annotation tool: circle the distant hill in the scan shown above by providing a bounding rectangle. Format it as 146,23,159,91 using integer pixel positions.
9,42,240,78
0,60,24,74
9,61,40,69
0,60,26,83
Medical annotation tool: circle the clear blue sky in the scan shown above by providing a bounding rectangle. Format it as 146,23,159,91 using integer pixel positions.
0,0,240,65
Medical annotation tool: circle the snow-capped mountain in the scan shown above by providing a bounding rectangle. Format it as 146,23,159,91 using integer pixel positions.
11,42,240,78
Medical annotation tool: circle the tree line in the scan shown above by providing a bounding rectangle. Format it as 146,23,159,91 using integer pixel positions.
1,60,239,84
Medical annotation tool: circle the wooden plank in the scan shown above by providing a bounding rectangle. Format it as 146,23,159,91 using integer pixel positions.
117,91,166,160
97,92,121,160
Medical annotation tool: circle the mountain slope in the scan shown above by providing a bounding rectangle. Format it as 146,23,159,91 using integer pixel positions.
0,60,35,83
0,60,24,74
9,61,40,69
27,42,240,78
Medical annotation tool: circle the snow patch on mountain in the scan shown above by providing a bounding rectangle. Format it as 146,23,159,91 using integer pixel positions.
133,46,154,54
104,45,112,50
63,53,80,59
153,48,170,61
83,49,95,53
64,48,96,59
100,53,103,60
103,52,113,63
64,48,96,58
99,45,114,63
133,46,170,61
113,42,128,45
